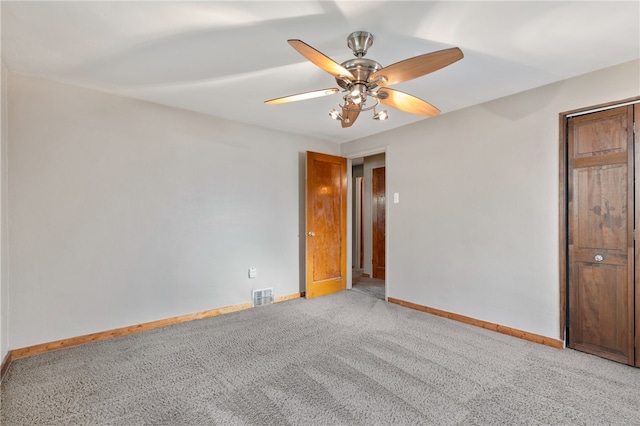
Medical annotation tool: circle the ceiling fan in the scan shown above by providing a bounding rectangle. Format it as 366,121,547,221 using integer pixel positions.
265,31,463,128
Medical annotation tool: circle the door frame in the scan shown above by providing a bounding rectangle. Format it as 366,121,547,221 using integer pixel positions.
345,146,389,300
558,96,640,344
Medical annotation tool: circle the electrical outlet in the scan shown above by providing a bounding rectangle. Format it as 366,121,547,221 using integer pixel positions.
248,267,257,278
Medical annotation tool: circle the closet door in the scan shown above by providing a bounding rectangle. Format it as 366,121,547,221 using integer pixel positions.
567,105,634,365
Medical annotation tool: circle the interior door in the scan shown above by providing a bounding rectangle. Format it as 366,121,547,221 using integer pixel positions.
372,166,386,280
305,151,347,298
567,105,635,365
636,105,640,368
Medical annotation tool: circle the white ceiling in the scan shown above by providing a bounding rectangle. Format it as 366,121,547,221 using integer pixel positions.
2,1,639,144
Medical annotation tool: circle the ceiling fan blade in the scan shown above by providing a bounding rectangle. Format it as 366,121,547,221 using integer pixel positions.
288,39,355,81
264,88,340,105
370,47,463,87
377,88,440,117
341,102,361,128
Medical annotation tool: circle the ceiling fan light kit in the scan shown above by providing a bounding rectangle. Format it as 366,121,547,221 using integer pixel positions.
265,31,463,128
373,109,388,121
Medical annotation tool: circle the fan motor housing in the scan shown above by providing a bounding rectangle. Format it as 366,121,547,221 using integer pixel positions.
337,58,383,90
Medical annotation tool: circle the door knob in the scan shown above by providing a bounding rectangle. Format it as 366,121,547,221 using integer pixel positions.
307,231,315,237
594,254,604,262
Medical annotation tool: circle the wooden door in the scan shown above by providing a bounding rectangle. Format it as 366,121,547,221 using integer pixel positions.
567,105,634,365
372,167,386,280
305,151,347,298
636,105,640,368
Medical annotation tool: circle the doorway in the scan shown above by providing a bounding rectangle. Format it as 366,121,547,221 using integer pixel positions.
351,153,386,300
560,97,639,367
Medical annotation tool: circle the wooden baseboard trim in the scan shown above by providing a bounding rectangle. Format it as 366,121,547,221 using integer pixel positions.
275,292,304,303
0,351,11,382
9,292,304,361
361,273,370,278
388,297,563,349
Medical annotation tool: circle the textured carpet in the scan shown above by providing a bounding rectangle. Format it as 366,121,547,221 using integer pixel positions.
351,275,385,300
2,290,640,425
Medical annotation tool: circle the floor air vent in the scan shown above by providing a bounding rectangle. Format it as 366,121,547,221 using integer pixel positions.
252,288,274,307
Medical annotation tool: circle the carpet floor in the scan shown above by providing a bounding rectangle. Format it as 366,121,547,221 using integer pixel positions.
2,290,640,425
350,275,385,300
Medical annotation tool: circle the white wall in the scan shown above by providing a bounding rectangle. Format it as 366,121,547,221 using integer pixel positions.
1,62,8,362
341,60,640,340
7,72,339,349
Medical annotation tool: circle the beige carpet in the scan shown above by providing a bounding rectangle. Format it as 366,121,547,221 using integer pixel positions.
2,290,640,425
351,274,385,300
